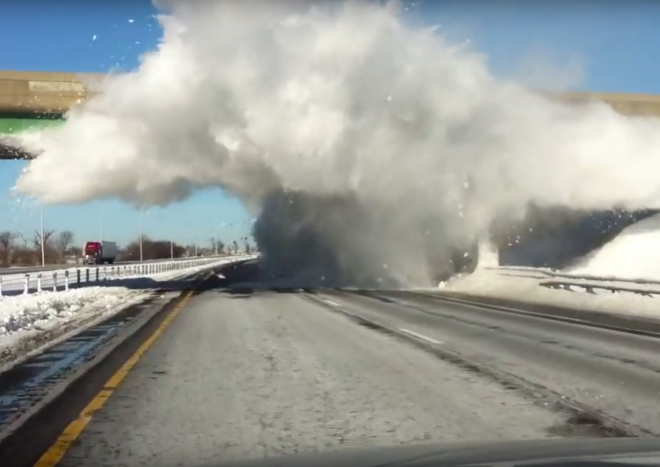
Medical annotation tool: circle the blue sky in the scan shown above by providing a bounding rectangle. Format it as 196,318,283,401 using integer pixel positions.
1,0,659,247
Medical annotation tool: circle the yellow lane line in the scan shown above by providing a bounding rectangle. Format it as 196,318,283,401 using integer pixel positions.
34,290,194,467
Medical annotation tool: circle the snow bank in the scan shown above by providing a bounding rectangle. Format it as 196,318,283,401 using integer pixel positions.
429,214,660,320
0,256,253,368
0,257,250,352
0,287,148,348
443,268,660,319
566,213,660,281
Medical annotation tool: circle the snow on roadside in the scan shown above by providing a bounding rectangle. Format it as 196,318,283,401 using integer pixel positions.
443,268,660,319
0,286,152,370
0,257,252,353
565,213,660,281
0,261,220,342
0,256,254,367
442,212,660,319
0,257,246,337
0,287,147,340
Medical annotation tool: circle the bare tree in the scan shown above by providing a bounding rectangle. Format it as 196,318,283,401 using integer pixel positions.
33,229,55,249
16,232,28,248
11,232,34,266
0,231,15,267
55,230,74,263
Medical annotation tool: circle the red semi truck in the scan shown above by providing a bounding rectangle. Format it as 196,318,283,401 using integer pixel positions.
83,241,118,265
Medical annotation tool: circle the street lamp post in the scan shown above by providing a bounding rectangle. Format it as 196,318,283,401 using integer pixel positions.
139,210,144,262
40,209,45,267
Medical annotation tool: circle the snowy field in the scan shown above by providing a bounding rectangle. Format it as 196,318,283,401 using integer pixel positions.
444,213,660,319
0,256,253,367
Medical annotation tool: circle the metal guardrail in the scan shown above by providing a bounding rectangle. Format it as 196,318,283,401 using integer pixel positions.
488,266,660,298
540,280,660,298
0,254,231,276
0,256,247,297
489,266,660,287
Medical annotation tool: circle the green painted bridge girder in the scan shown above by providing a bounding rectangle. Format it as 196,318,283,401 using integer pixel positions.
0,116,63,135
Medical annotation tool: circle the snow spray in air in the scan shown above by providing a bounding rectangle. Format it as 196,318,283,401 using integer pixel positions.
11,0,660,287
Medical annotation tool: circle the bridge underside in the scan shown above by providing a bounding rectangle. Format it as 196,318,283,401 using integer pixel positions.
0,113,63,160
0,144,31,160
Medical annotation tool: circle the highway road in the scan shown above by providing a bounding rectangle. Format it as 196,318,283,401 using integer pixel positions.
7,260,660,466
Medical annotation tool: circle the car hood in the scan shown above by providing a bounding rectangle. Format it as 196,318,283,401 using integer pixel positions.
206,438,660,467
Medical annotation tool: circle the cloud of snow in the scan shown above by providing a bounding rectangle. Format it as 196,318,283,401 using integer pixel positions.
10,0,660,287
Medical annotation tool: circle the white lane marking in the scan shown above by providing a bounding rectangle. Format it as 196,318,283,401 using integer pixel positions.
324,299,341,307
399,328,444,345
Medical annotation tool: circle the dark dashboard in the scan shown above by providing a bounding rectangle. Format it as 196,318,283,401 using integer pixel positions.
199,438,660,467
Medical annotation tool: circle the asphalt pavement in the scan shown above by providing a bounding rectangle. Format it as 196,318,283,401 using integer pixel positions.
56,288,566,467
316,290,660,435
22,262,660,466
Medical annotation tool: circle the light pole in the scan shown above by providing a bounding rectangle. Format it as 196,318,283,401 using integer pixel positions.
40,209,45,267
170,239,174,259
139,210,144,262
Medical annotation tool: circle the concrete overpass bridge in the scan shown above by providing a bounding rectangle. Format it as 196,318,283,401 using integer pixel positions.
0,70,100,159
2,69,660,159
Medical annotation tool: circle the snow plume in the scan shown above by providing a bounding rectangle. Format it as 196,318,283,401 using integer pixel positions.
11,0,660,287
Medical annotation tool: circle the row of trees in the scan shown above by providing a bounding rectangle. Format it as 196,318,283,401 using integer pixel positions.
208,237,252,256
119,236,187,262
0,230,75,267
0,230,255,267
